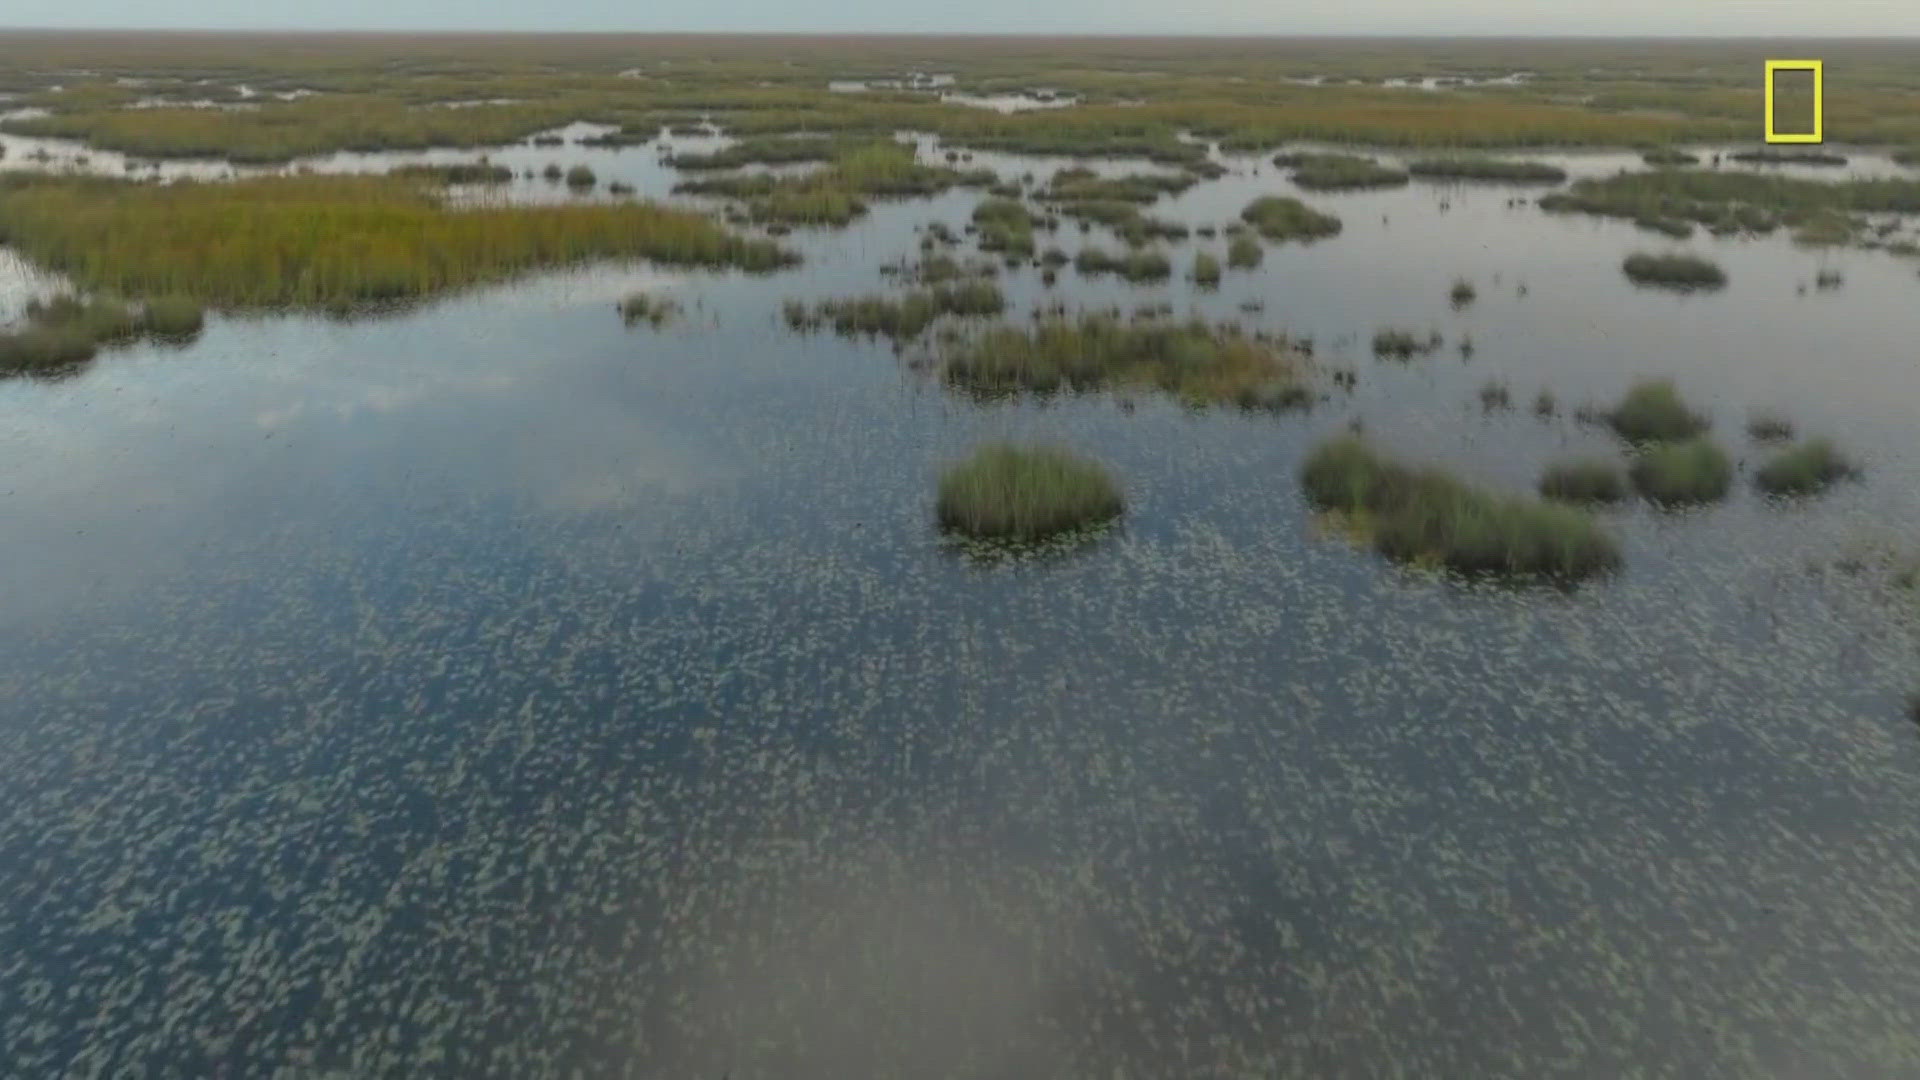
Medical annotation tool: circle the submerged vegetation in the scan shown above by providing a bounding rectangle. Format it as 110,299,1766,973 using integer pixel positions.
0,173,794,307
1622,252,1727,291
1754,438,1860,496
1301,436,1620,579
1630,438,1733,505
936,442,1123,541
941,312,1310,407
1240,196,1342,242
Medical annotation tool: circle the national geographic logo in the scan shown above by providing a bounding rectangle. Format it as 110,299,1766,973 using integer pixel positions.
1765,59,1824,144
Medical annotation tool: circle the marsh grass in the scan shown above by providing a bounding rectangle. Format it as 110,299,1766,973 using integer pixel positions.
1534,389,1558,417
390,160,514,185
1629,437,1733,505
1038,167,1195,203
1276,152,1410,191
1074,247,1172,283
1541,170,1920,242
1372,328,1442,359
618,290,683,327
1607,378,1710,442
1539,458,1628,503
941,312,1310,406
1728,148,1848,167
1754,438,1859,497
1191,251,1222,288
141,296,206,340
1449,278,1477,307
1747,412,1795,441
1240,196,1341,242
792,281,1004,338
935,442,1123,541
1622,252,1726,291
1226,234,1263,269
1478,379,1510,410
1406,157,1567,183
1300,436,1620,579
564,164,598,189
972,197,1037,257
1,291,204,371
1641,148,1700,166
0,174,794,307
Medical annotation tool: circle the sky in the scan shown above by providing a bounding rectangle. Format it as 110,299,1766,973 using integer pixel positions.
3,0,1918,36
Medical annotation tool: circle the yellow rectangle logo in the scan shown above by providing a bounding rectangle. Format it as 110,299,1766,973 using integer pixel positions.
1765,59,1824,144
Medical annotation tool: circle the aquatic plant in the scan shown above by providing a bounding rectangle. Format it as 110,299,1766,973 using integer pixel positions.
1629,437,1733,505
389,160,514,185
1746,412,1795,441
1478,379,1510,410
1449,278,1477,307
1239,196,1341,242
141,296,206,339
1038,167,1195,203
1538,458,1628,503
1607,378,1710,442
794,280,1004,339
936,442,1123,541
564,164,597,188
1300,435,1620,579
0,174,795,308
1728,147,1848,167
1191,251,1222,288
1754,438,1859,496
618,290,682,327
1634,216,1695,239
1226,234,1263,269
1372,328,1442,359
1622,252,1727,290
1540,170,1920,243
1406,157,1567,183
1641,147,1700,166
941,313,1309,406
972,197,1037,257
1534,389,1558,417
1073,247,1171,283
1276,152,1410,191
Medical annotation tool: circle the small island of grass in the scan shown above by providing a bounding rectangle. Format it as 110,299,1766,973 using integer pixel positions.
936,442,1124,541
1622,252,1727,291
1629,437,1733,505
1754,438,1859,496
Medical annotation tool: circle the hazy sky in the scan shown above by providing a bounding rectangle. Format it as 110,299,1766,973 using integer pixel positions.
4,0,1918,35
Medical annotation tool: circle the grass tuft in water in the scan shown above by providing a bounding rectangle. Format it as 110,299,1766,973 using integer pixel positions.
1192,251,1222,288
141,296,206,340
1276,152,1410,191
1226,233,1263,269
936,442,1123,541
1622,252,1727,290
790,281,1004,339
1239,196,1341,242
1300,436,1620,579
1607,379,1710,443
1406,157,1567,183
1372,328,1443,359
1539,458,1628,503
1753,438,1859,497
618,290,683,327
1629,437,1733,505
1449,277,1477,307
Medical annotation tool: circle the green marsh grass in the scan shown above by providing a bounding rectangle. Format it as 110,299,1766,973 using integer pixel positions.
1406,157,1567,183
1607,378,1710,442
1754,438,1859,496
0,174,794,308
141,296,206,340
1276,152,1410,191
1630,438,1733,505
941,313,1309,406
1226,234,1263,269
1450,278,1477,307
1038,167,1195,203
972,197,1037,257
618,291,682,327
1372,328,1442,359
792,281,1004,339
1300,436,1620,579
1541,170,1920,243
1539,458,1628,503
1240,196,1341,242
935,442,1124,541
1747,412,1795,441
1622,252,1727,290
1073,247,1172,283
1192,251,1222,288
1641,148,1700,166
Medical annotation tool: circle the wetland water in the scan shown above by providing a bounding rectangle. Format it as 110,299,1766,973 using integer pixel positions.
4,129,1920,1076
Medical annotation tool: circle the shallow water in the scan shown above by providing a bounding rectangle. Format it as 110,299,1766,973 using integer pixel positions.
4,132,1920,1077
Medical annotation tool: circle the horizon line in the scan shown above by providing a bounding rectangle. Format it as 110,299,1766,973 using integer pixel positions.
3,27,1920,41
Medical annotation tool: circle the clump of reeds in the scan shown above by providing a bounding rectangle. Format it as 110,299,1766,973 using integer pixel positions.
1629,437,1733,505
1538,458,1628,503
1606,378,1709,443
1300,435,1620,579
1622,252,1727,290
936,442,1123,541
1239,195,1341,242
1753,438,1859,496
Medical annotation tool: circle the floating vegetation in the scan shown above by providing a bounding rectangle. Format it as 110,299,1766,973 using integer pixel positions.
1630,437,1733,505
1372,328,1443,359
389,160,514,185
1622,252,1727,291
1449,277,1477,307
1539,458,1628,503
1406,157,1567,183
935,442,1124,541
787,280,1004,339
1300,436,1620,579
564,164,597,189
1754,438,1860,496
940,312,1310,407
1275,152,1410,191
1239,195,1341,242
617,290,682,327
1073,246,1172,283
0,174,794,307
972,197,1037,257
1191,251,1222,288
1226,233,1263,269
1607,378,1710,443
